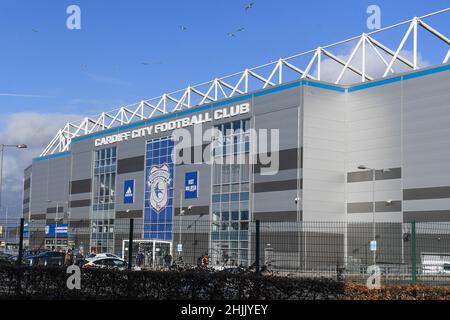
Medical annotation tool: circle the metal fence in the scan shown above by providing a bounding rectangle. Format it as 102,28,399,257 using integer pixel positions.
2,217,450,285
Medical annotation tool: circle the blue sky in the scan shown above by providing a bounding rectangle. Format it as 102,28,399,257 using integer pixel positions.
0,0,448,219
0,0,448,116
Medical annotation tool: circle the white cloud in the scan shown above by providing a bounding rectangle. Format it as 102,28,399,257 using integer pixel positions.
0,93,50,98
84,72,131,86
312,45,429,84
0,112,81,218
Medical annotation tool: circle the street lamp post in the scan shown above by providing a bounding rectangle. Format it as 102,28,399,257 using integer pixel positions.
0,144,28,222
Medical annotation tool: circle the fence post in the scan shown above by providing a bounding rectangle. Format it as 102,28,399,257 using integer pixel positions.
411,221,417,285
255,220,260,273
128,218,134,271
17,218,24,265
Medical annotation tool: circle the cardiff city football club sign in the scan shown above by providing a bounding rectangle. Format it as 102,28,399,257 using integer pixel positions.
147,164,171,212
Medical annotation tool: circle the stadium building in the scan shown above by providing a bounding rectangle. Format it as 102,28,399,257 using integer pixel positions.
23,11,450,268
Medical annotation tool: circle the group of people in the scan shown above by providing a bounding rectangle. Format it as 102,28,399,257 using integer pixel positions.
63,248,85,266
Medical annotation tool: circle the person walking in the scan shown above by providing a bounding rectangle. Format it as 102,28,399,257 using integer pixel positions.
64,248,74,266
164,253,172,269
201,252,209,267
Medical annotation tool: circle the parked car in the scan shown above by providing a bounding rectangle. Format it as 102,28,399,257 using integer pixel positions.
0,253,13,265
85,253,121,261
82,257,128,270
29,251,65,267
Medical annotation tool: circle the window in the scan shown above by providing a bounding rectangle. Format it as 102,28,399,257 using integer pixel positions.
91,147,117,254
211,119,251,266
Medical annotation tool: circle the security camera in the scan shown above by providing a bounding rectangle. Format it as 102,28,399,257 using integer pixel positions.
386,200,393,206
188,205,193,211
294,197,300,204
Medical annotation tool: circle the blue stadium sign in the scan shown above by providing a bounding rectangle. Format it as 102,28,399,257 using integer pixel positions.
45,224,68,237
124,179,135,204
185,171,198,199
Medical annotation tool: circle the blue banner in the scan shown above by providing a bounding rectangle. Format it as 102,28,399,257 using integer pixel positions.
185,171,198,199
123,179,135,204
45,224,68,237
144,137,174,240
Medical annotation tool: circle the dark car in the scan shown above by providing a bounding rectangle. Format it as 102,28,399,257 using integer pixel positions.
29,251,65,267
0,253,13,265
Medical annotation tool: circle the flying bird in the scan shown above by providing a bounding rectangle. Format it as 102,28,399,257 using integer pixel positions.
179,25,188,31
32,28,38,33
141,60,162,66
245,2,255,10
227,27,245,38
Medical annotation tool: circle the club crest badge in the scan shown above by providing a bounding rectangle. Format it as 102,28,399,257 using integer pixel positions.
147,164,171,213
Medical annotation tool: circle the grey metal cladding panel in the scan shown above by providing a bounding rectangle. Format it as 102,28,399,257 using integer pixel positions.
253,179,300,193
71,137,96,154
347,201,402,213
254,106,300,151
70,179,92,194
174,163,211,208
71,151,93,181
253,148,300,173
404,210,450,222
347,168,401,183
67,207,90,221
46,157,71,198
252,87,301,116
402,70,450,103
29,161,49,214
115,134,147,159
69,199,91,208
253,190,297,213
117,156,145,174
115,171,145,212
403,186,450,200
254,168,299,183
349,80,401,104
253,211,297,222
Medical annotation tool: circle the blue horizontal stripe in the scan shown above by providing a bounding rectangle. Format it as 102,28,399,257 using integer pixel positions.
348,76,402,92
304,81,346,92
403,63,450,81
33,152,71,163
349,63,450,92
